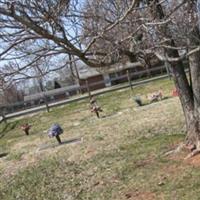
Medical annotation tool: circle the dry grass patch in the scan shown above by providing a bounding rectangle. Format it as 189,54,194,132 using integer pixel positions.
2,78,199,200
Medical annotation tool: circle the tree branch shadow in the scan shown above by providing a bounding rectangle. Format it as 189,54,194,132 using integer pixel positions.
0,121,19,139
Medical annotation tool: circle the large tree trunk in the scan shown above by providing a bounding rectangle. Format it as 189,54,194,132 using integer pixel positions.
187,26,200,145
147,0,200,146
165,34,199,146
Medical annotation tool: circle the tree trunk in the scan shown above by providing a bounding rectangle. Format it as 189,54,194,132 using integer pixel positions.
186,26,200,145
147,0,199,146
166,40,194,134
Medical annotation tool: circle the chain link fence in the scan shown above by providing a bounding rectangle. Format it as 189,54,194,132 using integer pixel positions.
0,65,170,119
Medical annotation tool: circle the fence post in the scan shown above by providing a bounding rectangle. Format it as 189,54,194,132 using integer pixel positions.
164,53,171,80
86,80,91,98
164,61,171,80
2,113,6,123
77,86,82,95
0,107,7,123
43,95,50,113
127,70,133,91
45,100,50,112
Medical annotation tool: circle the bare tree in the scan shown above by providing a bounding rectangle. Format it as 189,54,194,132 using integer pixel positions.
143,0,200,150
1,0,200,151
0,0,115,79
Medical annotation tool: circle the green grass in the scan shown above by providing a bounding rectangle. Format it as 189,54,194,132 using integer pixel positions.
6,151,25,161
1,77,197,200
1,135,198,200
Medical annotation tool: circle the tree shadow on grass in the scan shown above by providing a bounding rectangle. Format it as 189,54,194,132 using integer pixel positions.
0,121,19,139
38,137,82,151
101,113,118,118
0,152,8,158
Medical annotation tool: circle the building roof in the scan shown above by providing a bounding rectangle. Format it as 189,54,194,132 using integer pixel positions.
99,62,143,74
78,61,143,79
78,67,101,79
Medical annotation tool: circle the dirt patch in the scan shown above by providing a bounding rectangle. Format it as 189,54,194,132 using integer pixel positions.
162,163,184,175
84,147,97,159
184,154,200,167
166,143,190,162
0,154,38,178
11,138,41,151
124,190,157,200
134,157,154,168
167,147,200,168
168,151,186,162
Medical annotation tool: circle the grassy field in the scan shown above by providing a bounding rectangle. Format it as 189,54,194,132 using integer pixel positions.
1,78,200,200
